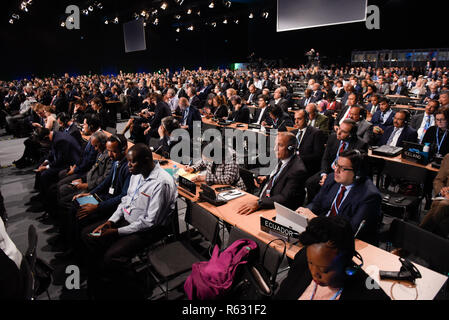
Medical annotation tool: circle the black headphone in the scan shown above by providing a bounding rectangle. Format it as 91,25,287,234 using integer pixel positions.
351,149,366,184
400,109,410,125
110,134,128,152
287,136,298,153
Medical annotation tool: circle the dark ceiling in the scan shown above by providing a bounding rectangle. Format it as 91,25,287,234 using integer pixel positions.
1,0,447,80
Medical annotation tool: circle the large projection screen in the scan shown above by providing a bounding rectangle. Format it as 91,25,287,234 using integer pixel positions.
123,19,147,53
277,0,368,32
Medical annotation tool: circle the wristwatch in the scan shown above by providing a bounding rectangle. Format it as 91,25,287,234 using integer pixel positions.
257,199,263,208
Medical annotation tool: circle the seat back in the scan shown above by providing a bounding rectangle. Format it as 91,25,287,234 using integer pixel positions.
19,258,34,300
186,202,221,249
227,227,284,287
389,219,449,275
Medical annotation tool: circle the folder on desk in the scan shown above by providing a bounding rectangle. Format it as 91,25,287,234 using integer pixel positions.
218,189,245,201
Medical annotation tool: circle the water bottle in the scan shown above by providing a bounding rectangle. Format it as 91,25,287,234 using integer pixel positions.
173,164,179,184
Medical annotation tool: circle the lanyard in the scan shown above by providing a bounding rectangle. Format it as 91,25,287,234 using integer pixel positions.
310,283,343,300
130,176,147,203
436,128,447,154
111,161,119,186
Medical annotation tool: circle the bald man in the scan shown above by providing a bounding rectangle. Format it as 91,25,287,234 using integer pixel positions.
238,132,308,215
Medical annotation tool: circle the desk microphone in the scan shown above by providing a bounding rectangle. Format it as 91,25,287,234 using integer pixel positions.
354,220,366,239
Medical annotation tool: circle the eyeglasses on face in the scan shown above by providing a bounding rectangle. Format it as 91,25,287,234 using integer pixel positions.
334,163,354,172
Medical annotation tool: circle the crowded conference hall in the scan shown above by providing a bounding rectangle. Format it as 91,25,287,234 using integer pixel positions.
1,0,448,305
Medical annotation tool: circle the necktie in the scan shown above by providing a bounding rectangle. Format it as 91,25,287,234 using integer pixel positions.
380,112,385,123
338,141,346,155
261,161,282,198
296,130,304,146
332,141,347,170
387,128,398,146
183,109,188,124
330,186,347,216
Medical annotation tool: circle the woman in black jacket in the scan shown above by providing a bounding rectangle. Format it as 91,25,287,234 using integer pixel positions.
275,216,389,300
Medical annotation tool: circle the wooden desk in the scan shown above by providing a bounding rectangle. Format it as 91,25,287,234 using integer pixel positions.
392,104,426,112
368,149,439,173
89,128,448,300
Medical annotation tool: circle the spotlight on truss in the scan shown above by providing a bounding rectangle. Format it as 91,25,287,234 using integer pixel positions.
187,25,194,31
88,6,94,11
224,1,231,8
9,19,14,24
176,27,180,32
187,9,192,15
82,9,89,15
113,17,119,24
209,2,214,9
160,2,168,10
174,15,181,20
249,13,254,19
223,18,228,24
141,10,146,16
262,12,269,19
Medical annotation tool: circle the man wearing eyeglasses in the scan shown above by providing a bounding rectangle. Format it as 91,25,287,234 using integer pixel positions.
296,150,382,244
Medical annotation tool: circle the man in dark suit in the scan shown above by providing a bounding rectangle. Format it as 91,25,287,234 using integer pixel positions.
56,112,84,147
266,105,293,132
391,79,409,96
425,84,440,102
187,86,202,109
410,99,438,142
145,93,172,139
228,95,250,124
298,89,313,109
340,84,355,107
305,119,368,203
297,149,382,244
197,78,214,103
292,109,325,176
310,83,324,103
251,95,272,125
52,89,69,114
154,116,181,159
237,132,308,215
178,97,201,135
261,74,273,91
243,84,261,106
33,128,82,212
269,87,290,113
377,110,418,147
371,97,396,142
349,105,373,145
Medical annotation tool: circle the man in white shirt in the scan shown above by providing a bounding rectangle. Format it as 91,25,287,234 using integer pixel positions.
81,143,178,299
166,88,179,112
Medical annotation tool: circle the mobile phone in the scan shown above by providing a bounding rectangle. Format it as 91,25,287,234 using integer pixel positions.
90,232,101,237
216,186,233,192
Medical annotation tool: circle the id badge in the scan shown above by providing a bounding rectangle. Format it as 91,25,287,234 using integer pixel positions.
109,187,115,195
266,189,271,198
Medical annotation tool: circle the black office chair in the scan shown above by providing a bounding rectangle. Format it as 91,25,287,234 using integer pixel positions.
377,161,427,221
24,225,53,300
227,227,285,291
146,202,221,299
388,219,449,276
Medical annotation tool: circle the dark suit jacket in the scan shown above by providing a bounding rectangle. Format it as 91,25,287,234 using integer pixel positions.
244,90,261,105
272,113,294,132
275,248,389,300
392,85,409,96
149,102,172,137
64,122,84,148
74,140,98,176
189,95,202,109
292,126,324,175
181,106,202,131
213,105,229,119
422,126,449,157
298,96,313,109
252,107,271,125
53,96,69,114
310,90,324,102
259,155,308,210
307,173,383,243
321,134,368,174
269,98,290,113
90,157,131,215
48,131,82,171
410,113,433,131
378,125,418,147
229,105,250,124
371,109,395,130
155,136,182,159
